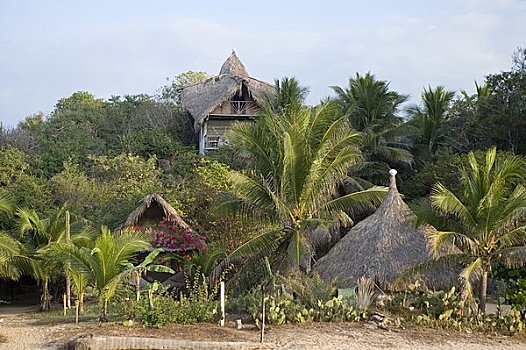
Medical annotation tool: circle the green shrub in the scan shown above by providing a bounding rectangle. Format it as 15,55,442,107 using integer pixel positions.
249,291,366,325
117,274,220,327
386,283,526,334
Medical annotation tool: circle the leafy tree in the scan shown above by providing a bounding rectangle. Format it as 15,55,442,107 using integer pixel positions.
406,86,455,162
415,148,526,313
475,48,526,154
55,227,150,321
38,92,107,175
51,154,162,228
0,113,44,156
218,99,386,273
159,71,209,105
447,82,490,153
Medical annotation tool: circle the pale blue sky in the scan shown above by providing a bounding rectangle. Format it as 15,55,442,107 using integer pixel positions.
1,0,524,126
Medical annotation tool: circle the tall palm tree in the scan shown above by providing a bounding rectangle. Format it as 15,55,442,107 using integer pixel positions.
56,227,150,321
331,73,412,174
218,99,386,273
406,86,455,161
415,147,526,313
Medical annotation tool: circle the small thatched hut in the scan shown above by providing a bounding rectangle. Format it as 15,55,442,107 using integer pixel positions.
314,170,456,291
181,50,275,154
121,193,190,230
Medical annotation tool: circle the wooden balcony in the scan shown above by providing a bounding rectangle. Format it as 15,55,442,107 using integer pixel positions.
209,101,259,117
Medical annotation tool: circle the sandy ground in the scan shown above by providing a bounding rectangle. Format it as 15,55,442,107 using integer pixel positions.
1,308,526,349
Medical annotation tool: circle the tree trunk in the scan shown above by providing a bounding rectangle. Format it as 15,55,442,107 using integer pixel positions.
79,291,85,315
66,274,71,308
41,278,51,311
100,298,109,322
479,267,488,313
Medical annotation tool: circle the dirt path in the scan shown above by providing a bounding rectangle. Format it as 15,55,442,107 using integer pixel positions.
0,312,71,349
1,309,525,349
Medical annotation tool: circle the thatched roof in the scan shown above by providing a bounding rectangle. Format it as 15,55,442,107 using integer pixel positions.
181,50,275,132
121,193,190,230
314,170,456,291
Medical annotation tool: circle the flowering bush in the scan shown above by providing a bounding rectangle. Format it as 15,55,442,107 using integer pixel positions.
138,216,207,251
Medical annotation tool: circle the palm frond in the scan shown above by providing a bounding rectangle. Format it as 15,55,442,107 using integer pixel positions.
318,186,387,219
459,258,482,302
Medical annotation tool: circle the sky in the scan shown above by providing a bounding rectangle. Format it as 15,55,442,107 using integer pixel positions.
0,0,524,127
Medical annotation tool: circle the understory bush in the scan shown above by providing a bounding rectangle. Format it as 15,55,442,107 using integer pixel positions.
117,275,219,327
386,282,526,334
240,273,370,325
249,292,366,325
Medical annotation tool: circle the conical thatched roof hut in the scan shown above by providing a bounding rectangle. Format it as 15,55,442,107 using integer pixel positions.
121,193,190,230
314,170,456,291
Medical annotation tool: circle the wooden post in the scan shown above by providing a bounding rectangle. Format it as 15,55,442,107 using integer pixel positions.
260,285,265,343
220,281,225,327
136,272,141,302
63,294,67,317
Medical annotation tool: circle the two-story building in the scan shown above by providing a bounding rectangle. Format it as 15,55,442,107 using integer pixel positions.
181,51,275,154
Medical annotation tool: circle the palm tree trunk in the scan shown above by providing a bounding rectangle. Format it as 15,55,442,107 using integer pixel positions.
479,268,488,313
101,298,109,322
41,278,51,311
66,273,71,308
79,291,85,315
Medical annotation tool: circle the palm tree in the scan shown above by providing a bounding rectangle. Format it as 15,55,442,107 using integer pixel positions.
406,86,455,161
218,99,386,273
0,192,24,280
16,206,91,310
331,73,412,175
415,147,526,313
56,227,150,321
269,77,309,114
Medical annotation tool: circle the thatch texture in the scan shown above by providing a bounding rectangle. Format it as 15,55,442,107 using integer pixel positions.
181,50,275,131
314,170,457,291
121,193,190,230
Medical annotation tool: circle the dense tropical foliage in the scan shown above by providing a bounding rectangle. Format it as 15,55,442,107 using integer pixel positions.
0,48,525,333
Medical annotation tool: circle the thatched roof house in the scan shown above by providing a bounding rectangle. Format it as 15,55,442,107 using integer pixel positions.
181,50,275,154
314,170,456,291
121,193,190,230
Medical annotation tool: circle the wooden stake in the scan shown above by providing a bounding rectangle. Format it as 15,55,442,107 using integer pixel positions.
260,285,265,343
220,281,225,327
63,294,67,317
